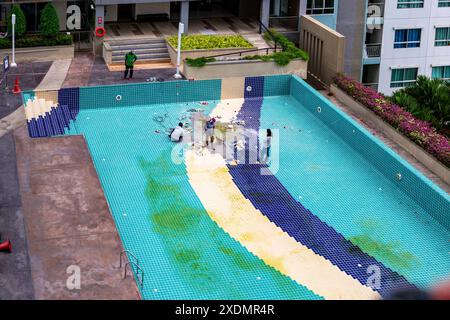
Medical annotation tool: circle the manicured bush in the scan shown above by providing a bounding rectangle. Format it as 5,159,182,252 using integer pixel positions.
167,34,252,50
39,3,60,36
0,34,73,49
7,5,26,36
333,74,450,167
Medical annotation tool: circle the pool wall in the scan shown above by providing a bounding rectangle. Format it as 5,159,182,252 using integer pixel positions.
289,76,450,230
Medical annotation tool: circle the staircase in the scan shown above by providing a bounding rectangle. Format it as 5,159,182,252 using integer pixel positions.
105,38,171,65
24,97,76,138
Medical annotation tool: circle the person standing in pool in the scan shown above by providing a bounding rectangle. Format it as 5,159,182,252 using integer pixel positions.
124,51,137,80
205,117,216,149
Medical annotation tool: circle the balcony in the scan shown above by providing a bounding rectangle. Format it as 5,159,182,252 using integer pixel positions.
365,43,381,58
367,2,385,29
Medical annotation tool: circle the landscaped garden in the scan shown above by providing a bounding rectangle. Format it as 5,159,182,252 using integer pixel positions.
167,34,253,50
0,4,73,49
184,30,309,67
333,74,450,167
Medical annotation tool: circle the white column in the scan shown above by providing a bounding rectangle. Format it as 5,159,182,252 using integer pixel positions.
298,0,307,31
180,1,189,34
260,0,270,30
95,5,105,28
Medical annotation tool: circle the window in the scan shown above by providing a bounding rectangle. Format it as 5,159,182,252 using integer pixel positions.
394,29,422,48
397,0,424,8
438,0,450,8
435,27,450,46
390,68,418,88
432,66,450,81
306,0,335,14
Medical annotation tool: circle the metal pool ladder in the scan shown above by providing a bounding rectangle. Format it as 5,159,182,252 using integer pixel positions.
119,250,144,288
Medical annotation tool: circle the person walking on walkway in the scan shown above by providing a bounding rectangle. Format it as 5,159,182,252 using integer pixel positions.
124,51,137,80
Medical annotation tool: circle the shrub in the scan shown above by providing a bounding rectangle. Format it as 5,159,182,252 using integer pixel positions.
0,34,73,49
39,3,60,36
7,5,26,36
167,34,252,50
333,74,450,167
186,57,216,67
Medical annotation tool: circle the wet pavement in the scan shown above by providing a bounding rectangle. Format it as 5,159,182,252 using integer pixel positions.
0,132,34,299
0,61,52,119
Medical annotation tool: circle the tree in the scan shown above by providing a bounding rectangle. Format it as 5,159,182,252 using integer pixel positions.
39,3,60,37
7,5,26,36
391,76,450,132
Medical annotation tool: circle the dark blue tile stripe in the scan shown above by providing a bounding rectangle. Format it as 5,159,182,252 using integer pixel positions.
58,87,80,120
226,76,416,297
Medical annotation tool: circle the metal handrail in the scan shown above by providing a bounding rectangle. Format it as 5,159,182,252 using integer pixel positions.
119,250,139,269
258,19,281,52
195,47,277,61
124,261,144,288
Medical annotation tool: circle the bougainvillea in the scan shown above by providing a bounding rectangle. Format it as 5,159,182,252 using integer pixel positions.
333,75,450,167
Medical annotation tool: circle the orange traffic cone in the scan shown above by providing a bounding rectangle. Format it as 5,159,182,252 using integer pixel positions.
0,239,12,253
12,77,21,94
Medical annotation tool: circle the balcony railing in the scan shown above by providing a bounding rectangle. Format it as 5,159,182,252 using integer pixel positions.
365,43,382,58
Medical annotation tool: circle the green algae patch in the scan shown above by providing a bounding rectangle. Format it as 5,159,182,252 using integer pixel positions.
151,207,203,234
349,235,419,270
219,245,259,271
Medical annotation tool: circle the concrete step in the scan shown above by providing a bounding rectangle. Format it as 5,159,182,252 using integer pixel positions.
110,42,167,51
107,38,166,46
111,52,170,62
110,57,171,65
111,47,168,56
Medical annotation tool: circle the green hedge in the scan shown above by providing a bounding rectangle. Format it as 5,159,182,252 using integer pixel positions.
0,34,73,49
167,34,252,50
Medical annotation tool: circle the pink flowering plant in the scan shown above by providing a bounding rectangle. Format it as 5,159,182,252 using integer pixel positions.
333,75,450,167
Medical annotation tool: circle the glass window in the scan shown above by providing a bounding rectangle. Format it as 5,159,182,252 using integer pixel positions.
394,29,422,48
438,0,450,8
306,0,335,14
432,66,450,81
435,27,450,46
397,0,424,8
390,68,418,88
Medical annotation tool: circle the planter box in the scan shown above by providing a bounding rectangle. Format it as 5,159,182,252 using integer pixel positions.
331,84,450,185
167,41,255,71
184,59,308,80
0,45,74,63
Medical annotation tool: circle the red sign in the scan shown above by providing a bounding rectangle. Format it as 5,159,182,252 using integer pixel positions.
97,17,103,24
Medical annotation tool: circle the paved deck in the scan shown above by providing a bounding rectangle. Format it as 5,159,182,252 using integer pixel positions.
63,53,181,88
13,125,140,299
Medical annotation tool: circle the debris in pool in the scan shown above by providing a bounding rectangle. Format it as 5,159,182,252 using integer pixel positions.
155,130,161,134
200,101,209,105
153,288,158,292
123,213,127,217
86,117,90,120
357,264,362,267
256,276,261,280
102,158,106,161
298,196,302,199
378,187,382,191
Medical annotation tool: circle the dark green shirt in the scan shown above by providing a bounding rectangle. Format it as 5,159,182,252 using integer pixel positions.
125,52,137,67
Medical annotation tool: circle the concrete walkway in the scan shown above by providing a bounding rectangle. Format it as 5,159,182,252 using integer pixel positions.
35,59,72,91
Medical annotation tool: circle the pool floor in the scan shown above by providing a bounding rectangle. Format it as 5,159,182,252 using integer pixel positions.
70,95,450,299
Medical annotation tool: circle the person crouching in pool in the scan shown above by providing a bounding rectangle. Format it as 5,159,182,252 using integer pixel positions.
169,123,184,142
205,117,216,150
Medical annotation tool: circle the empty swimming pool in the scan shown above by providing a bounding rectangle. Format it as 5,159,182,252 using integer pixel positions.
22,75,450,299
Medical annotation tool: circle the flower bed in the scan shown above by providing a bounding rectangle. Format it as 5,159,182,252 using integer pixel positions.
167,34,252,50
0,33,73,49
333,75,450,167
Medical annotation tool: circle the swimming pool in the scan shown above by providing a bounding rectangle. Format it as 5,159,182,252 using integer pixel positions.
23,75,450,299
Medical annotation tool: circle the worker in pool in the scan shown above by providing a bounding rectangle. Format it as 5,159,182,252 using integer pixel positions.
205,117,216,149
169,122,184,142
124,51,138,80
